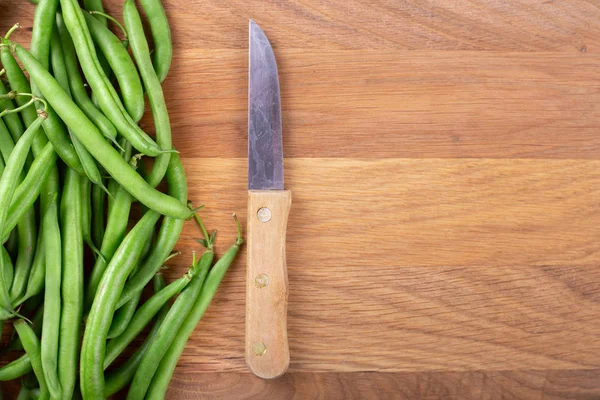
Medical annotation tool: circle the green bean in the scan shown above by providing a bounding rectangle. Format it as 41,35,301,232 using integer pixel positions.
117,154,187,308
14,320,48,400
24,2,85,175
123,0,171,186
58,169,83,400
0,79,26,143
0,354,32,381
14,228,44,307
147,218,243,399
16,386,31,400
2,32,61,230
91,180,106,250
8,303,43,351
0,117,15,160
80,178,103,262
1,246,14,292
56,13,117,143
41,198,62,400
80,210,160,399
82,0,107,25
127,251,214,400
104,274,169,397
104,264,198,369
0,115,45,319
0,119,37,302
84,186,133,311
51,24,111,195
59,0,165,156
0,48,42,153
2,142,56,243
139,0,172,82
106,226,155,339
10,208,36,302
10,42,193,219
83,12,144,123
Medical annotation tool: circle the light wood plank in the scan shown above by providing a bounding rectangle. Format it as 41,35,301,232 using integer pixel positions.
162,370,600,400
8,0,599,51
152,158,600,373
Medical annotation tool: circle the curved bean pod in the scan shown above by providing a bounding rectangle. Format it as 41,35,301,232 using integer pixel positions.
2,142,56,243
59,0,165,156
0,354,32,381
14,320,48,400
123,0,171,186
106,226,155,339
12,43,193,219
117,154,187,308
147,227,243,399
139,0,172,82
104,274,169,397
80,210,160,400
56,13,117,142
84,12,144,123
104,266,197,369
127,251,214,400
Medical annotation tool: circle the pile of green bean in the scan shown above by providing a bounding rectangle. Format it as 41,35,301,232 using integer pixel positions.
0,0,243,398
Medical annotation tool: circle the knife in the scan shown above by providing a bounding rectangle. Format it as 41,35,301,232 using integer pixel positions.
245,20,291,380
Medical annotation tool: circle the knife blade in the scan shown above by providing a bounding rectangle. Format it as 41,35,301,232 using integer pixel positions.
246,20,291,380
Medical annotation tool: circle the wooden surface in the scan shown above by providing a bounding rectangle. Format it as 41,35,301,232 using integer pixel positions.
2,0,600,398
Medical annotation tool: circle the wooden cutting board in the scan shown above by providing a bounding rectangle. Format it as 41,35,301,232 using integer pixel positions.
2,1,600,398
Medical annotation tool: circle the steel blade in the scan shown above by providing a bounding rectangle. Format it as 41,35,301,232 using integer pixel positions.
248,20,284,190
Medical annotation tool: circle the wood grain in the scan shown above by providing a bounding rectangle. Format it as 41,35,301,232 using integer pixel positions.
246,190,291,379
1,0,600,398
164,370,600,400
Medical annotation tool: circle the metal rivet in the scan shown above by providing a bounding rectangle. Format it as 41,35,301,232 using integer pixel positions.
257,207,272,222
253,342,267,356
255,273,269,288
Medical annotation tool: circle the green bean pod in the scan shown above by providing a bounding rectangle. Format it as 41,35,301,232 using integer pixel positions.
123,0,171,186
139,0,172,82
1,246,14,294
56,13,117,142
104,274,169,397
91,179,106,250
59,0,165,156
104,265,198,369
0,48,44,154
2,142,56,243
14,228,44,307
82,0,107,25
0,116,45,318
11,43,193,219
58,169,84,400
10,208,36,302
14,320,48,400
117,154,187,308
7,303,43,352
2,35,61,227
80,210,160,400
0,79,26,143
127,251,214,400
106,226,155,339
84,12,144,123
147,232,243,399
0,121,36,302
0,354,32,381
41,198,62,400
16,386,31,400
84,187,133,310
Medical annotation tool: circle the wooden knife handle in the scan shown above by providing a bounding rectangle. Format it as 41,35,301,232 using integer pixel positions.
246,190,291,379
